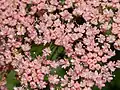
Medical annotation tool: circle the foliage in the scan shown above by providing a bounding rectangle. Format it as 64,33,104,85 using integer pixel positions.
60,0,65,4
6,70,20,90
50,67,66,78
30,44,44,60
47,43,65,60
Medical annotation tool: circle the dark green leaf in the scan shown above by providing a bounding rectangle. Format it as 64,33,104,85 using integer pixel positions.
57,46,64,53
50,42,56,50
0,75,2,81
92,86,99,90
50,67,66,78
44,75,48,82
30,44,44,60
50,46,58,60
51,51,59,60
55,84,62,90
105,30,112,36
47,44,65,60
111,68,120,88
60,0,65,4
56,67,66,78
6,70,20,90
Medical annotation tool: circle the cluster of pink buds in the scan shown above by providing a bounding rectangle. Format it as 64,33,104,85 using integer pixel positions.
0,0,120,90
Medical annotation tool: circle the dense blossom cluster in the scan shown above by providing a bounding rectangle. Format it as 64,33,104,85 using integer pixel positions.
0,0,120,90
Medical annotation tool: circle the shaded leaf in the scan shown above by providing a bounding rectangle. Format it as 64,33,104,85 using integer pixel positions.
60,0,65,4
50,67,66,78
30,44,44,60
0,75,2,81
105,30,112,36
47,44,65,60
44,75,48,82
55,83,62,90
6,70,20,90
92,86,99,90
56,67,66,78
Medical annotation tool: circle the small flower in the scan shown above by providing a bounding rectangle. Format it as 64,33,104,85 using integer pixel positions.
114,39,120,50
48,75,59,84
16,25,26,35
21,43,31,51
30,82,37,89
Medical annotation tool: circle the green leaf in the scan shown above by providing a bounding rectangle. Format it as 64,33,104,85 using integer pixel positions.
56,67,66,78
30,44,44,59
50,67,66,78
6,70,20,90
51,52,59,60
50,46,58,60
60,0,65,4
0,73,2,81
55,84,62,90
57,46,64,53
47,44,65,60
92,86,100,90
44,75,48,82
105,30,112,36
50,42,56,50
111,68,120,88
0,76,2,81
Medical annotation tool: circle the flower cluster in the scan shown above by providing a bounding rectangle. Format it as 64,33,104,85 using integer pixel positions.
0,0,120,90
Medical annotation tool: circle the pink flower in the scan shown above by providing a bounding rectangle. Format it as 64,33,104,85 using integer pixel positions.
29,6,37,15
97,34,106,43
37,2,46,10
42,47,51,57
53,19,61,27
114,39,120,50
50,0,58,6
107,61,115,71
74,82,80,89
48,75,59,84
47,5,56,12
21,43,31,51
37,81,47,89
60,10,73,21
16,25,26,35
50,61,59,68
37,73,44,80
1,0,120,89
27,76,32,82
41,66,50,74
30,82,37,89
13,42,22,48
46,19,53,27
112,0,119,3
25,68,31,75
